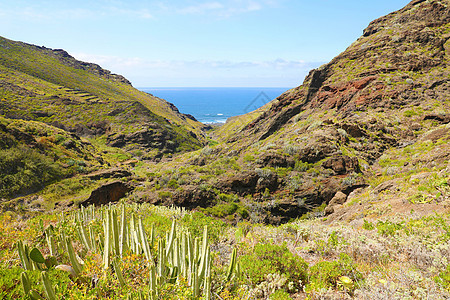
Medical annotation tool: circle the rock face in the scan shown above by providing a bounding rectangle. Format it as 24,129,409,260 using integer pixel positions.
256,152,295,168
322,155,360,175
80,181,133,207
217,171,279,195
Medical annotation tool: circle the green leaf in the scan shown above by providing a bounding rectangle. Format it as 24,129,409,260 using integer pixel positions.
30,248,45,264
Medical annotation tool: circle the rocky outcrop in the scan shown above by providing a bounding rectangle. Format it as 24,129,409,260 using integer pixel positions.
80,181,133,207
49,49,132,85
86,168,133,181
107,122,177,153
325,191,348,215
322,155,360,175
172,186,216,209
217,170,279,195
256,152,295,168
218,172,259,195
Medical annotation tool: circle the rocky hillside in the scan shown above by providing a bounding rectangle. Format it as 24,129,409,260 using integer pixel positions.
0,36,206,157
137,0,450,224
2,1,449,225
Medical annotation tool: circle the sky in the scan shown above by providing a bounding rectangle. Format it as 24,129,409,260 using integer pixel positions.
0,0,411,87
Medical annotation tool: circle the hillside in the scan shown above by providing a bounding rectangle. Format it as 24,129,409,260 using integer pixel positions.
0,36,206,157
125,0,450,226
1,1,450,299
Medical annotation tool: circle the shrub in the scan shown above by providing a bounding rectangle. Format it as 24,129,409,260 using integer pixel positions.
0,146,64,198
158,191,173,199
435,264,450,291
376,220,404,236
240,242,308,290
180,211,228,243
167,179,178,188
306,253,361,292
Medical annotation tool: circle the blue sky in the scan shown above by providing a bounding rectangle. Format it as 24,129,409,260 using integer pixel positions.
0,0,410,87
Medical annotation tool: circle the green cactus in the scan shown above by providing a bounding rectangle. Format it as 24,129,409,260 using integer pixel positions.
226,248,238,281
65,237,83,276
21,271,31,295
149,265,157,299
138,217,154,263
41,271,57,300
103,210,111,270
76,220,93,251
17,241,33,270
112,258,127,288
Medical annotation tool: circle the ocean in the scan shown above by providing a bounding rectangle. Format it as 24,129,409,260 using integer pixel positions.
139,87,291,124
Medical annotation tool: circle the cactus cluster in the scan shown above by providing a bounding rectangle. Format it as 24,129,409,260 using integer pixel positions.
16,203,236,299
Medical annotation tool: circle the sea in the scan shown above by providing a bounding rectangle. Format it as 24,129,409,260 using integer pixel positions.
138,87,291,124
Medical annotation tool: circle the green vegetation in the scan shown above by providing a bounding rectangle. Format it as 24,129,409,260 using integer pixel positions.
0,145,63,198
1,204,449,299
2,1,450,298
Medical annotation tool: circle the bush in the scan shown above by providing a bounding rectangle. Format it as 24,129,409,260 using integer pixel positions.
0,146,64,198
240,242,308,290
306,253,361,292
435,264,450,291
180,211,228,243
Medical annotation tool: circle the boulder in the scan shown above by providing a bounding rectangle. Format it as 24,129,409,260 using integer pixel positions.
325,191,348,215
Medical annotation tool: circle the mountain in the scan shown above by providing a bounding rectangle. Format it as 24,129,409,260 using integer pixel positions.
0,36,210,202
140,0,450,224
1,0,449,223
0,36,206,157
1,2,450,299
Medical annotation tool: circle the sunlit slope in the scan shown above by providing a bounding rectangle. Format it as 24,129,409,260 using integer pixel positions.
0,36,205,153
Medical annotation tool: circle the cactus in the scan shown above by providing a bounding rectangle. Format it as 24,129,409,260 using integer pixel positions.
138,217,154,263
76,220,93,251
103,210,111,270
17,241,32,270
30,248,45,265
149,265,157,299
21,271,31,295
29,290,45,300
111,210,120,256
201,247,212,300
41,271,57,300
17,203,218,299
65,237,83,276
119,205,128,256
112,258,127,288
226,248,238,281
44,227,57,256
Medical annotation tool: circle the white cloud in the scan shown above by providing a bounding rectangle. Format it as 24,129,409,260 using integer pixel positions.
0,0,280,21
179,2,224,15
173,0,277,18
72,52,322,87
0,3,153,21
73,53,315,71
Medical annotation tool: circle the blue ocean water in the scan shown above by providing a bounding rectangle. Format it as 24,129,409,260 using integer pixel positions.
139,87,291,124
